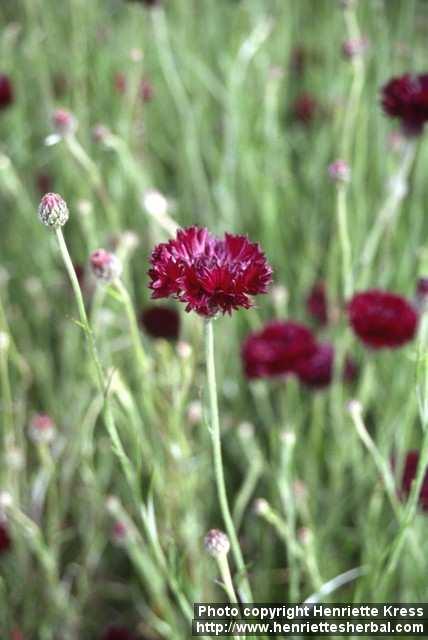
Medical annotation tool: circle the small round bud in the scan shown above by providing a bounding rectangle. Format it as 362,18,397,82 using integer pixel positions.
0,331,10,352
204,529,230,557
52,108,77,137
143,189,169,217
328,159,350,184
342,37,368,59
253,497,269,516
347,398,363,416
28,413,56,444
89,249,122,283
177,341,192,359
415,277,428,311
0,491,12,510
105,495,121,514
111,520,129,546
280,430,296,447
238,421,254,439
271,284,288,307
187,400,203,425
92,123,112,145
38,192,69,228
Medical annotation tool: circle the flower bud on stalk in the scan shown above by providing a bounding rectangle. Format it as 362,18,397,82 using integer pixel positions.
38,192,69,228
204,528,230,558
90,249,122,283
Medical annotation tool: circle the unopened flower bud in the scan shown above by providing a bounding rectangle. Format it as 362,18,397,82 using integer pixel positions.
38,192,69,228
92,123,113,145
90,249,122,283
342,37,368,59
204,529,230,557
328,159,350,183
143,189,169,217
177,341,192,359
253,497,269,516
111,520,129,546
187,400,203,425
347,399,363,416
52,108,77,137
416,277,428,311
28,413,56,444
0,331,10,352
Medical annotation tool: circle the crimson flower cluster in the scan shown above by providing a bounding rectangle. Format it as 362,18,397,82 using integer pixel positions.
381,73,428,135
148,226,272,317
347,290,418,349
140,305,180,340
242,320,356,390
399,451,428,512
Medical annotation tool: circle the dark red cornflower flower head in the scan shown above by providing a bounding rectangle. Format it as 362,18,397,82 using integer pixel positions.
140,306,180,340
306,281,328,325
399,451,428,512
0,521,11,555
36,173,54,196
242,321,317,379
347,289,419,349
295,342,334,389
148,226,272,317
0,74,13,110
101,626,136,640
292,93,318,125
381,73,428,136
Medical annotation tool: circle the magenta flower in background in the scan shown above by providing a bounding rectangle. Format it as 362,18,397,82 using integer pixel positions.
292,93,318,125
0,74,13,110
100,626,136,640
140,306,180,340
0,521,11,555
381,73,428,135
347,290,418,349
306,281,328,325
242,321,317,379
399,451,428,512
148,226,272,317
295,342,334,389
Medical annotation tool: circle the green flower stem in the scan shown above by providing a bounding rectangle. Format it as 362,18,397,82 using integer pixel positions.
65,135,119,231
336,183,353,300
204,319,253,602
55,227,135,490
114,278,149,377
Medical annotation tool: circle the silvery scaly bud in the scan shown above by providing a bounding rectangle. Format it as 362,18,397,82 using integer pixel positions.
204,529,230,557
28,414,56,444
111,521,129,546
253,498,269,516
52,108,77,137
89,249,122,283
38,192,69,228
143,189,169,217
328,159,351,183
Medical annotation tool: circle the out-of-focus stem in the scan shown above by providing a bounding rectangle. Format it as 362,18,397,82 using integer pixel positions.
55,227,135,489
336,184,353,299
204,319,253,602
359,141,416,282
65,135,119,230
